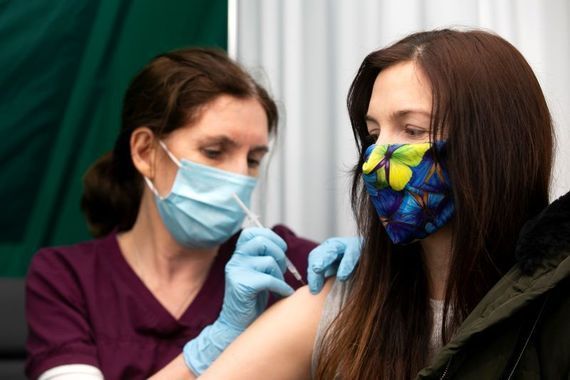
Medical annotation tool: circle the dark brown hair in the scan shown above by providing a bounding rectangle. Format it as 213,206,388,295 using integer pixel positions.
81,48,278,237
316,29,553,379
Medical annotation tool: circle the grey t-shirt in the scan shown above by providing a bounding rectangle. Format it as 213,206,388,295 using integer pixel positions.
310,280,445,377
311,279,350,376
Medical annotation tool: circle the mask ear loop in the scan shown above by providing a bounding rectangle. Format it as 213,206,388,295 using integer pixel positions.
143,177,163,200
158,140,182,168
143,140,182,200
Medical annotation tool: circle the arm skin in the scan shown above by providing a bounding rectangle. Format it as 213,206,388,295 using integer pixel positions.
148,355,195,380
148,280,333,379
199,280,333,380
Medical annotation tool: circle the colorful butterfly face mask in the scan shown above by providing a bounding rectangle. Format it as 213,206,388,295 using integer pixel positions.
362,141,455,245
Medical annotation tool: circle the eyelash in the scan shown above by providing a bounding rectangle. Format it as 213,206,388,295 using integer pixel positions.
405,127,427,137
247,158,261,168
202,148,221,159
202,148,262,169
364,126,427,143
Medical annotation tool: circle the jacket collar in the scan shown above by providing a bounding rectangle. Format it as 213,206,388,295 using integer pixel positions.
418,190,570,378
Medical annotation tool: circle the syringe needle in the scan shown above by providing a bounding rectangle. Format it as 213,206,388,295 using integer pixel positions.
231,193,305,284
231,193,263,228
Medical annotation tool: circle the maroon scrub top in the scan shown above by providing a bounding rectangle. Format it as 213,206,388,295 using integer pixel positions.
25,225,315,380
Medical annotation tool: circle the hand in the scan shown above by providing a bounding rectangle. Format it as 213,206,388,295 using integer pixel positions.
307,236,362,294
183,228,294,375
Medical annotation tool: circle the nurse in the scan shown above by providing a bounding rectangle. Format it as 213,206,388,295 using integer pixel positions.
25,48,360,380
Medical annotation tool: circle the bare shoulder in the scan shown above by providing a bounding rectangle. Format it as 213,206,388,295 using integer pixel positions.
201,279,335,380
268,279,333,318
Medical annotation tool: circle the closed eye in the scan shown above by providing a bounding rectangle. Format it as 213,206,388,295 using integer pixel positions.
247,157,261,168
247,147,268,170
247,151,267,169
404,125,428,138
201,147,223,159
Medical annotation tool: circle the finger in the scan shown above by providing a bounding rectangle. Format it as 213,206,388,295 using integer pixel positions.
308,269,325,295
226,256,286,295
308,239,345,273
235,236,287,272
237,227,287,251
240,270,295,297
337,238,362,281
240,255,285,282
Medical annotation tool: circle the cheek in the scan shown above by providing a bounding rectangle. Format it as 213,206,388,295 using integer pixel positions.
153,158,179,196
247,165,261,178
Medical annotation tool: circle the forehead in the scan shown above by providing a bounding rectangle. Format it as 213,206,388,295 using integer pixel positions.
368,60,432,117
170,95,269,144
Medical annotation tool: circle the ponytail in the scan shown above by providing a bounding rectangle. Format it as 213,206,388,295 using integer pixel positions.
80,150,142,238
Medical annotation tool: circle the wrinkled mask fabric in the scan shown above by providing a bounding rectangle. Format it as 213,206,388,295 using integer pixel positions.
362,141,454,245
144,141,257,248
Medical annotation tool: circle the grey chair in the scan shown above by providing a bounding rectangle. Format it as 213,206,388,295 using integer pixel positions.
0,278,27,379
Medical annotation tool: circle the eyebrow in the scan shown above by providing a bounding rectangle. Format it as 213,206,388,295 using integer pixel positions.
365,109,432,124
393,109,431,118
199,135,269,153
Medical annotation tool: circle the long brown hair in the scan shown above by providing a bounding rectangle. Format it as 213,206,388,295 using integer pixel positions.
316,29,554,379
80,48,278,237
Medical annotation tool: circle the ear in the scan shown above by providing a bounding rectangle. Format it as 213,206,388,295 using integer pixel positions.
130,127,157,179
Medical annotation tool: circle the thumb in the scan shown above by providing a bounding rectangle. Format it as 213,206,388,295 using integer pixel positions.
337,238,362,281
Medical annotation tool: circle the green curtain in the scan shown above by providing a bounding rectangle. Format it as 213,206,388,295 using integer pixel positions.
0,0,227,276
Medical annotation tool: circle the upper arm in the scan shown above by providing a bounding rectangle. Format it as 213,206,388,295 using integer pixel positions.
200,280,333,380
26,250,99,379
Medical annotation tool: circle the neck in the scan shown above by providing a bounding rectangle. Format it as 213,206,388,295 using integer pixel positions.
420,224,453,300
119,190,219,286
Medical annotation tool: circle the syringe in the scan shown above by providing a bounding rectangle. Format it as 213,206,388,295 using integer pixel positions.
231,193,305,284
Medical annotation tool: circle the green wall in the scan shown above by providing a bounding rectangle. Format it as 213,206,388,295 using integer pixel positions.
0,0,227,276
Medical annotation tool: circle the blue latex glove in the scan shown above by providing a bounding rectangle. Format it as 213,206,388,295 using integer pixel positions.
307,236,362,294
183,228,294,375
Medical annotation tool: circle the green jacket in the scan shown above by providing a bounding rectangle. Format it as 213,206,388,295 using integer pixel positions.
417,191,570,380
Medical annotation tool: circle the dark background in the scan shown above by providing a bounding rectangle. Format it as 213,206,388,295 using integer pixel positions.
0,0,228,276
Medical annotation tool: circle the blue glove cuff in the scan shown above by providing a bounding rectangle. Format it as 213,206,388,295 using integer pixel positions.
183,322,242,375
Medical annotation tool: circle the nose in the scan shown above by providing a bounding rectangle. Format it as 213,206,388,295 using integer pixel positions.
223,154,250,176
375,128,400,146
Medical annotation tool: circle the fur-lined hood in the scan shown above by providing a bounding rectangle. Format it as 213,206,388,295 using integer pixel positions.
516,190,570,275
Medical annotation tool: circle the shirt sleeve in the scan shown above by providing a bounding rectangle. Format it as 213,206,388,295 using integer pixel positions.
26,248,100,380
271,224,318,286
38,364,104,380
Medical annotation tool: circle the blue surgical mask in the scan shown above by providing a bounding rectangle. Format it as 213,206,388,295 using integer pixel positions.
144,141,257,248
